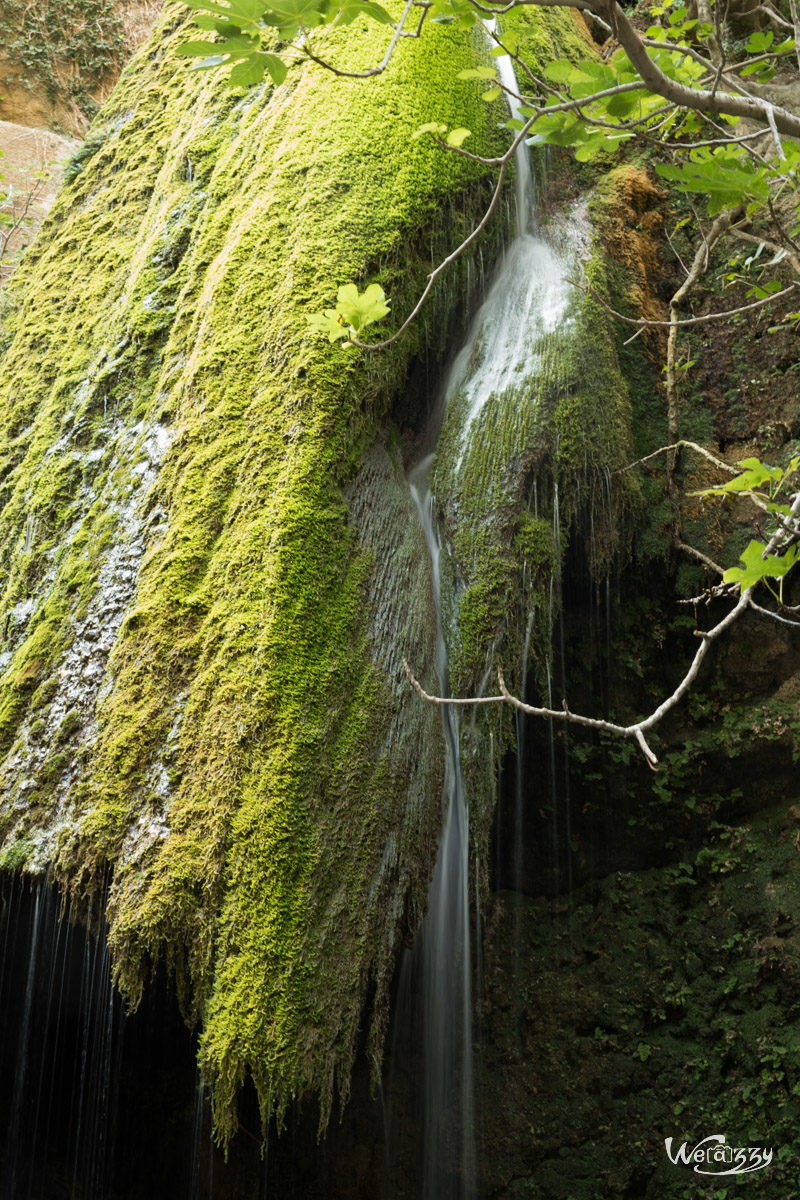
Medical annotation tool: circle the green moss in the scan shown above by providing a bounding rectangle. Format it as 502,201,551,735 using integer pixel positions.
55,709,82,743
0,836,34,871
30,677,58,711
39,751,69,788
0,0,595,1147
433,226,639,686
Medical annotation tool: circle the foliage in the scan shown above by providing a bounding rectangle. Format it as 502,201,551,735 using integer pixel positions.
306,281,390,342
694,456,800,598
179,0,800,349
1,0,125,123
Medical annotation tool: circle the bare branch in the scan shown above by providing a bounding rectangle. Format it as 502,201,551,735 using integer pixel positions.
676,541,725,576
658,127,772,151
763,489,800,555
729,225,800,276
613,441,739,476
764,102,787,161
754,2,795,29
567,275,799,331
749,598,800,628
666,208,741,445
404,589,754,767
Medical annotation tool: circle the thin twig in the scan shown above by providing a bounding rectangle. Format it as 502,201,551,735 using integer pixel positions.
613,440,739,476
729,225,800,276
658,127,771,151
404,587,752,767
666,208,741,449
567,275,798,330
676,541,725,576
349,160,508,349
749,598,800,628
301,0,415,78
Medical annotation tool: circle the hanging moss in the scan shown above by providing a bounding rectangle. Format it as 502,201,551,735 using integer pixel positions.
0,0,600,1144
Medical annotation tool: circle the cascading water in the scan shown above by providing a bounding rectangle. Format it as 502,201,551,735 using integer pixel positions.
408,456,476,1200
400,32,589,1199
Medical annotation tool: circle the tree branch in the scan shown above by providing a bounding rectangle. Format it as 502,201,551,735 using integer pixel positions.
666,208,741,450
613,440,739,476
568,275,798,331
404,587,755,768
301,0,416,78
600,0,800,138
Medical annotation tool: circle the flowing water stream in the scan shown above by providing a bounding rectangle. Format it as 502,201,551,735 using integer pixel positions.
404,33,582,1199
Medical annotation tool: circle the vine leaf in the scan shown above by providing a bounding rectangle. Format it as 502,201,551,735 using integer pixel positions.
307,282,390,342
722,540,798,589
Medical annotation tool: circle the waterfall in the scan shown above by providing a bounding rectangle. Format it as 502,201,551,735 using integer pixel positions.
401,33,589,1198
409,456,476,1200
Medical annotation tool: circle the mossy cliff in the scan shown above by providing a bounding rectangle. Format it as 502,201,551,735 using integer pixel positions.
0,0,595,1142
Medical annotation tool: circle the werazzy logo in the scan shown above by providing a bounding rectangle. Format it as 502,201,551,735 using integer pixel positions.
665,1135,773,1176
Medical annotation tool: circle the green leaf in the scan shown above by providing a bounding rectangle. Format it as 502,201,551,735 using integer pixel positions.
736,456,782,477
745,29,774,52
543,60,576,84
723,540,798,589
306,310,351,342
480,86,501,102
227,50,287,85
574,130,632,160
175,39,224,56
746,278,782,299
228,55,267,85
191,14,229,30
189,54,228,70
332,0,393,26
264,52,288,83
605,91,641,119
337,281,390,329
656,151,770,216
446,127,471,147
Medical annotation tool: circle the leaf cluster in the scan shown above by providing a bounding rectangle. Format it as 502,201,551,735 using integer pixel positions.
694,457,800,598
306,282,390,343
178,0,393,85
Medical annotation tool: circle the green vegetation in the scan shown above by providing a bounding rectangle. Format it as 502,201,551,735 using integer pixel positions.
1,0,125,123
0,0,600,1145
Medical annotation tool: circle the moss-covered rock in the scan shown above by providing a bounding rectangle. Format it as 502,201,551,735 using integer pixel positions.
0,0,597,1143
